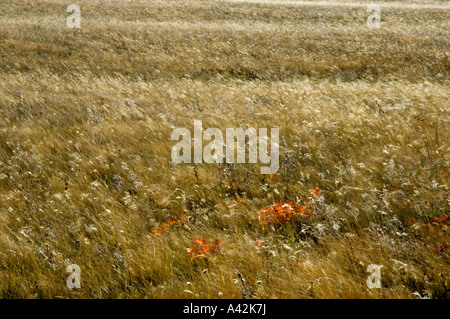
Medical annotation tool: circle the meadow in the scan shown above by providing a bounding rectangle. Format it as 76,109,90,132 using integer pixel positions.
0,0,448,298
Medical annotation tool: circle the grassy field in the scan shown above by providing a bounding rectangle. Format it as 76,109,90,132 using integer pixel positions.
0,0,449,299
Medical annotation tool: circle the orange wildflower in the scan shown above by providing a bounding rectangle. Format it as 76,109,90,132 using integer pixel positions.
187,237,221,260
151,212,186,236
255,240,265,249
259,201,309,229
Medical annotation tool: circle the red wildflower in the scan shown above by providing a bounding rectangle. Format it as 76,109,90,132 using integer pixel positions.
430,214,448,226
435,241,448,257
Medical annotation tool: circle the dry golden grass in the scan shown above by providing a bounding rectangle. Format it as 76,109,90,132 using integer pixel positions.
0,0,448,298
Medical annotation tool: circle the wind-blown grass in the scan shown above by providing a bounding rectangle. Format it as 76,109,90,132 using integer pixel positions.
0,0,448,299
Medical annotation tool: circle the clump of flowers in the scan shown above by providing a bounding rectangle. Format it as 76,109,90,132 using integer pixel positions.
255,240,265,248
435,241,448,257
228,197,243,208
187,237,221,260
259,202,308,229
151,212,185,236
254,240,266,251
310,188,320,198
259,189,320,230
430,214,448,226
430,214,448,232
